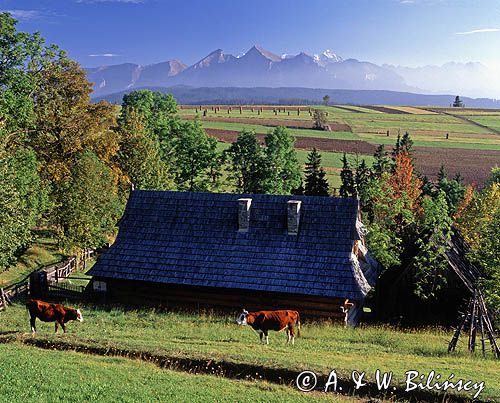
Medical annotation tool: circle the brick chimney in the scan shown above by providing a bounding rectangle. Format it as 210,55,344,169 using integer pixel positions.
238,198,252,232
287,200,302,235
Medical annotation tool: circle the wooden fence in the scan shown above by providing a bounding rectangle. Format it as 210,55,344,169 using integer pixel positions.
0,249,95,311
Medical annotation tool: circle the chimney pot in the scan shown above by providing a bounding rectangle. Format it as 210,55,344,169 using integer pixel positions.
287,200,302,235
238,198,252,232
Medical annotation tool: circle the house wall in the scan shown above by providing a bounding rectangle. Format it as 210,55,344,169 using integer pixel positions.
94,277,362,325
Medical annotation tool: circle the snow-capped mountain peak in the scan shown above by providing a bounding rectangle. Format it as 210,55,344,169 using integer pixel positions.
317,49,343,62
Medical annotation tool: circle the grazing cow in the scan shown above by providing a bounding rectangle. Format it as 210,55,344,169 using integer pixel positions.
26,299,83,334
236,309,300,345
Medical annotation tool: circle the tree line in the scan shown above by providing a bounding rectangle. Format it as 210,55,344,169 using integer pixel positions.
338,132,499,319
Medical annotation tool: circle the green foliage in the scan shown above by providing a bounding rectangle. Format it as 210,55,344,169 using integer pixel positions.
339,153,355,197
224,130,267,193
456,176,500,320
120,90,177,141
372,144,392,177
57,151,123,250
171,120,220,191
312,109,328,130
435,165,466,215
414,192,452,299
303,148,329,196
117,109,171,190
322,94,330,106
262,126,301,195
0,147,29,270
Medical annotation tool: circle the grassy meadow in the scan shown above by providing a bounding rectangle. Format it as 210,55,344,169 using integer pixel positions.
1,303,498,401
0,343,351,403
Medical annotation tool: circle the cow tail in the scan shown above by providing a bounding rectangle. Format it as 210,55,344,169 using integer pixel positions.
297,312,301,338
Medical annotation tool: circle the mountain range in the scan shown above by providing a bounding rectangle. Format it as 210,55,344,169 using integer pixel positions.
86,45,500,104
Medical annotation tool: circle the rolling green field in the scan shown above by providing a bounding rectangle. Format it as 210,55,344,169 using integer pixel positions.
180,105,500,150
1,304,498,401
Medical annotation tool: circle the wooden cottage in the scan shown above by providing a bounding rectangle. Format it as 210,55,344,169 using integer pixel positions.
88,190,379,325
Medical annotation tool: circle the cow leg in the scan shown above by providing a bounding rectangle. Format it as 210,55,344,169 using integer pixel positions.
264,330,269,345
60,321,66,333
289,325,295,345
286,328,290,344
30,317,36,334
259,331,264,344
55,322,58,334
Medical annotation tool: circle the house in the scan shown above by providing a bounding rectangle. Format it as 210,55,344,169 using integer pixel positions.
88,190,379,325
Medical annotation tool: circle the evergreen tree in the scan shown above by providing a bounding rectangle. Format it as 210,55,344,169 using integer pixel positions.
414,191,453,299
304,148,329,196
339,153,355,197
373,144,392,177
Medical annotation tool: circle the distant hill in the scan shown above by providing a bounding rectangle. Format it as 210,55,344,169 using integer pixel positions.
94,85,500,108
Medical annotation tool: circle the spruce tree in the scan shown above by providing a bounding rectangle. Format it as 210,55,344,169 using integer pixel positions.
339,153,355,197
304,148,329,196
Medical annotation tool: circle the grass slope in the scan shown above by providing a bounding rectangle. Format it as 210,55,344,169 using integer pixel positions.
0,343,347,402
0,236,64,287
1,304,498,400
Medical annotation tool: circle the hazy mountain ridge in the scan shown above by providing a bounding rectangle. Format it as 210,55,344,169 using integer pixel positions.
94,85,500,108
85,45,499,100
86,45,413,97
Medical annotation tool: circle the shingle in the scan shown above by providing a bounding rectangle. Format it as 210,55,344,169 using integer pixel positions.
88,190,371,300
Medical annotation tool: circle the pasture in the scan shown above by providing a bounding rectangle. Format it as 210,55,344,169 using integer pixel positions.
181,104,500,187
1,303,499,401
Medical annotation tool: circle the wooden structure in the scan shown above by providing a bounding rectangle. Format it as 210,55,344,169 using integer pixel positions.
445,232,499,358
89,191,380,325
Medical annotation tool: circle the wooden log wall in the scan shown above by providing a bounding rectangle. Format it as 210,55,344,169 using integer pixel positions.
102,278,356,322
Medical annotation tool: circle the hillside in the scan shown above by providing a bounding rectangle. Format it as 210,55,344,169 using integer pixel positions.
95,85,500,108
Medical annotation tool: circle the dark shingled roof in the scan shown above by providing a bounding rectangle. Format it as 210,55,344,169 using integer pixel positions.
89,190,372,300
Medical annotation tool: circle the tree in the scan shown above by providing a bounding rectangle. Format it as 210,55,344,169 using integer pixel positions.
339,153,355,197
435,165,466,215
456,172,500,319
0,145,31,270
57,151,122,250
453,96,464,107
262,126,302,195
170,120,220,191
224,130,267,193
304,148,329,196
117,109,172,190
414,192,452,300
312,109,328,130
32,58,118,184
372,145,392,177
322,95,330,106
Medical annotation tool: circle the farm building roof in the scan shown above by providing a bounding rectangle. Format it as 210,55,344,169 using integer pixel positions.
89,190,374,300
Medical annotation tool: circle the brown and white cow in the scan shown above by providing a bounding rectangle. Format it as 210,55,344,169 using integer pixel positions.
236,309,301,345
26,299,83,334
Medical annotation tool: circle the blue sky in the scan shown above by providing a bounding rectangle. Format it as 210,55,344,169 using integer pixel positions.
2,0,500,69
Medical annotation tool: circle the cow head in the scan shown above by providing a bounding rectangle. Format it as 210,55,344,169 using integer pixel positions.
76,309,84,322
236,309,249,325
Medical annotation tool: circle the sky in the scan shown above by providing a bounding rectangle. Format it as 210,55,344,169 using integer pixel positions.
2,0,500,70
